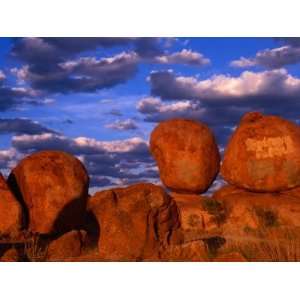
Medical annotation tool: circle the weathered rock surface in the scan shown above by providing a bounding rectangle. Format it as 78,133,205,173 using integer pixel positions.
213,189,300,237
88,183,181,261
46,230,86,261
0,248,19,262
213,251,247,262
0,173,23,237
150,119,220,193
221,112,300,192
8,151,89,234
161,240,208,262
170,193,222,242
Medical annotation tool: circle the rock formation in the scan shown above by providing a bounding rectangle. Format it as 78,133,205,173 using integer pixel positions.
8,150,89,234
88,183,181,261
46,230,86,261
150,119,220,193
221,112,300,192
0,173,23,237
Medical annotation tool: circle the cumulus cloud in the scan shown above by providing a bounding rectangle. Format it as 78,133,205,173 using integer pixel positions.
137,97,206,122
105,119,138,130
8,133,157,188
149,69,300,101
0,118,57,135
154,49,210,66
0,70,6,81
0,148,20,173
0,85,41,111
15,52,139,93
230,46,300,69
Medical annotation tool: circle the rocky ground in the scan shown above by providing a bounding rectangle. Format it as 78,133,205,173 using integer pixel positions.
1,113,300,262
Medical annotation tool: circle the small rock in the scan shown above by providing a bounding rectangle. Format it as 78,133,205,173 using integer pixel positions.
0,248,19,262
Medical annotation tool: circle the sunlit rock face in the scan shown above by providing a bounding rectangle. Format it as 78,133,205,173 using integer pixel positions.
221,112,300,192
0,173,23,237
150,119,220,194
88,183,181,261
8,150,89,234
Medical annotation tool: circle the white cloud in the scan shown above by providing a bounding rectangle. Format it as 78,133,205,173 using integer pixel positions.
0,70,6,81
154,49,210,66
150,68,300,101
230,46,300,69
105,119,138,130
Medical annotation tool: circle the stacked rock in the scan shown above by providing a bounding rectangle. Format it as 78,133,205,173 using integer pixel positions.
211,112,300,261
149,119,224,260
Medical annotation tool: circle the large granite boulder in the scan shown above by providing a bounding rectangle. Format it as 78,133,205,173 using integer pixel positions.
221,112,300,192
150,119,220,193
0,173,23,237
8,151,89,234
88,183,181,261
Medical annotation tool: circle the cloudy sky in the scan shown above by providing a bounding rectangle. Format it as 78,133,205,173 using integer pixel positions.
1,37,300,193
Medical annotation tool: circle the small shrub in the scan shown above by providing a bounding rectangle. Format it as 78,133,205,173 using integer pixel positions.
24,234,48,262
202,197,226,226
254,207,279,228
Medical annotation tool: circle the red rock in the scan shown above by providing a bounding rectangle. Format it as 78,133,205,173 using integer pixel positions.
213,251,247,262
8,151,89,234
161,240,208,262
221,112,300,192
0,248,19,262
213,189,300,237
0,173,23,237
46,230,86,261
170,193,222,242
88,183,180,261
150,119,220,193
212,184,244,199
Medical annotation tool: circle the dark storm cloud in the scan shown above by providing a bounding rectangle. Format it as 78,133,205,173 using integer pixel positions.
0,118,57,135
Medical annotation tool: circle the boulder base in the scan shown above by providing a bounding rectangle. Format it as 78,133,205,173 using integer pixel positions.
88,183,180,261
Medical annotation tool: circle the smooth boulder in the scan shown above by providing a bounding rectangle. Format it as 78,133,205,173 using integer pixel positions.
0,173,23,237
221,112,300,192
88,183,180,261
150,119,220,193
8,151,89,234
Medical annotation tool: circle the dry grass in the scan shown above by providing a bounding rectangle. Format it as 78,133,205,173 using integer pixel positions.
24,234,48,262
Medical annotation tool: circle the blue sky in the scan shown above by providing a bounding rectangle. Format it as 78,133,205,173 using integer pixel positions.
1,37,300,193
